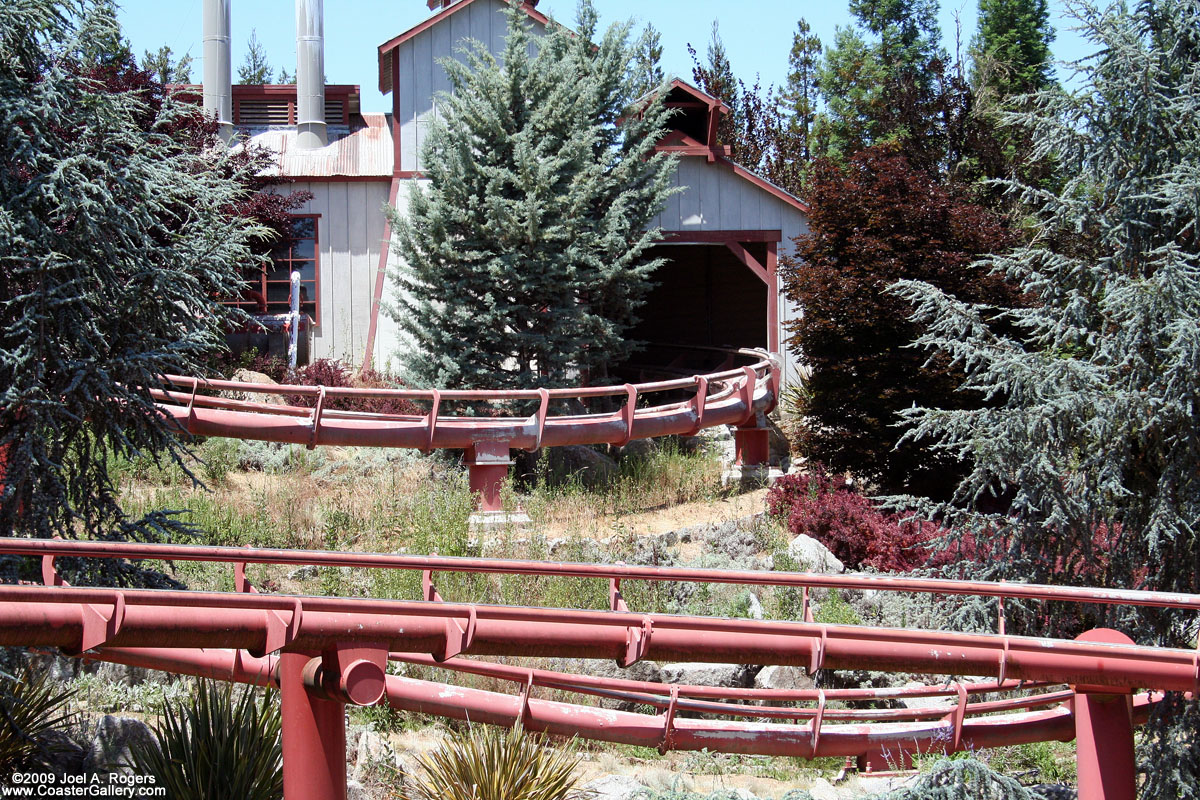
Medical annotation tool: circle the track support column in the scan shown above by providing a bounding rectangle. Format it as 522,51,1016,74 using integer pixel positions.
734,426,770,467
465,440,511,513
279,652,347,800
1073,629,1137,800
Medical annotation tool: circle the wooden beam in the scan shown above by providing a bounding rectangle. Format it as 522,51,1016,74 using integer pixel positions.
766,240,779,353
724,240,769,286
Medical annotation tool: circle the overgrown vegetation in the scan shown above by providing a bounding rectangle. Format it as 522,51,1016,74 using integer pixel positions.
130,681,282,800
766,466,947,572
401,723,585,800
0,667,76,773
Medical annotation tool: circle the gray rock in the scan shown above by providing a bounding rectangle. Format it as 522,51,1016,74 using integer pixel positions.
538,445,619,489
38,730,87,776
747,592,764,620
896,681,954,711
660,662,753,688
807,778,841,800
1029,784,1077,800
351,729,401,784
616,438,659,462
767,416,792,466
787,534,845,573
346,779,370,800
753,665,816,693
85,716,157,774
288,565,320,580
579,774,648,800
224,369,286,405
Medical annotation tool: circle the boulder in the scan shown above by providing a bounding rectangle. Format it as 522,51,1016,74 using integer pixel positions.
38,730,87,776
224,369,286,405
787,534,845,574
84,716,156,774
807,778,841,800
747,592,764,620
897,681,954,711
753,665,815,693
565,659,661,711
767,416,792,466
1029,785,1077,800
615,438,659,463
351,730,391,782
579,775,648,800
535,445,619,489
659,662,754,688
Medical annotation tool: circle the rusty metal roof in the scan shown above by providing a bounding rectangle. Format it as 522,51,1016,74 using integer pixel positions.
240,112,393,179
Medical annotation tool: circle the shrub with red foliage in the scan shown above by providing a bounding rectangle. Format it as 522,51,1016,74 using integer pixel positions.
286,359,421,417
781,146,1022,500
767,467,950,573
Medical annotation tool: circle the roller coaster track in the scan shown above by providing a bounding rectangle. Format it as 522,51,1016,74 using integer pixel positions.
1,538,1194,800
1,351,1188,799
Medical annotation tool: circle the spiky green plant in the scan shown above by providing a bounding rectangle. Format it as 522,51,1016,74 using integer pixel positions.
0,666,77,772
130,680,282,800
402,724,585,800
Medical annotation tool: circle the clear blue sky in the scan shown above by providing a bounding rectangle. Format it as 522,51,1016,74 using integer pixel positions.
116,0,1094,114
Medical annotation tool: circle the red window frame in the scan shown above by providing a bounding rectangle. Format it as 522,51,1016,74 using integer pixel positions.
228,214,321,325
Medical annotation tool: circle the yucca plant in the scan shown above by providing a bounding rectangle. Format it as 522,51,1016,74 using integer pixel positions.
402,723,585,800
130,680,282,800
0,666,77,771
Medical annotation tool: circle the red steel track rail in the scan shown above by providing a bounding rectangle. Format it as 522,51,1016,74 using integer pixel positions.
1,538,1195,799
149,348,781,510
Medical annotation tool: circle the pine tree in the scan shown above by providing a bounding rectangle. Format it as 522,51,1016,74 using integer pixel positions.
628,24,664,98
689,21,739,147
960,0,1056,192
891,0,1200,641
970,0,1054,97
780,19,822,163
817,0,952,168
1,0,268,584
386,0,677,391
142,44,192,85
237,29,273,84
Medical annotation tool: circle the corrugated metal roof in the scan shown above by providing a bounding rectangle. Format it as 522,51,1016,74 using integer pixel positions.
240,112,393,179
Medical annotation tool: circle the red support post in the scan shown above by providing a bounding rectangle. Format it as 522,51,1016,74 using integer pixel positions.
857,748,913,773
1073,629,1137,800
279,652,347,800
466,440,511,513
734,426,770,467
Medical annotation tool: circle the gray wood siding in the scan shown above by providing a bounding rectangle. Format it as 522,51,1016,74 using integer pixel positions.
651,157,810,387
283,181,392,363
395,0,530,173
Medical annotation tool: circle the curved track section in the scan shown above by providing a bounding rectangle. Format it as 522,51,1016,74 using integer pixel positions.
152,349,780,452
1,538,1195,790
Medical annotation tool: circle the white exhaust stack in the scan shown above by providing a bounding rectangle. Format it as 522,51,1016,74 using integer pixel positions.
296,0,327,149
202,0,233,142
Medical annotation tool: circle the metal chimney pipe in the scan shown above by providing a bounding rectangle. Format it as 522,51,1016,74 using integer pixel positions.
296,0,327,149
202,0,233,142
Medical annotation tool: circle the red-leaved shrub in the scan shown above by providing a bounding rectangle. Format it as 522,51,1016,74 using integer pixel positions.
767,466,949,572
286,359,421,416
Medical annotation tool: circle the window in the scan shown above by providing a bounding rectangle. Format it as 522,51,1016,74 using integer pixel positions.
231,215,320,324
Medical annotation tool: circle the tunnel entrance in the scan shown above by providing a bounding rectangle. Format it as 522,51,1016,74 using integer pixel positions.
619,242,769,380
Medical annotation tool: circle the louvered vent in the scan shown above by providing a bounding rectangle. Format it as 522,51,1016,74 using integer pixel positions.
237,98,291,126
325,100,344,126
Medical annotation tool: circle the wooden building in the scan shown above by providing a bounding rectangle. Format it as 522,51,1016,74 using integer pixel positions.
202,0,810,386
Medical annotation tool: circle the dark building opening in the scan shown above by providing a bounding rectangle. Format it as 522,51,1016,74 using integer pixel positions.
618,243,768,381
